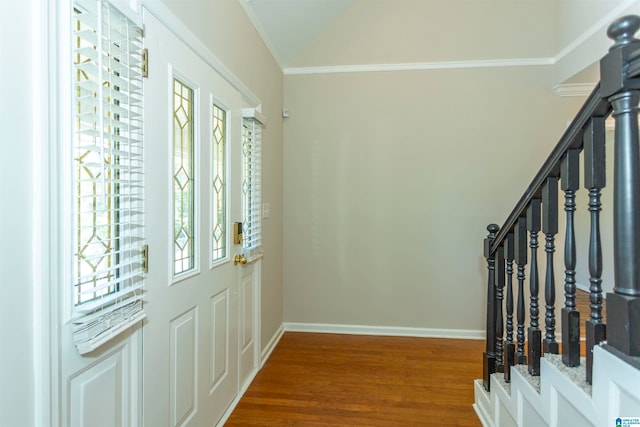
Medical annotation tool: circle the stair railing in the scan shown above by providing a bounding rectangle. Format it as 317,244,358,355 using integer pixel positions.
482,14,640,392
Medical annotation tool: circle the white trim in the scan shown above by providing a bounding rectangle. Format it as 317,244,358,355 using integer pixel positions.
169,68,202,285
44,0,72,423
284,57,554,75
284,322,485,340
34,0,56,424
208,96,232,270
553,0,639,64
553,83,597,97
141,0,261,107
473,379,494,427
237,0,284,70
241,108,267,127
260,323,284,367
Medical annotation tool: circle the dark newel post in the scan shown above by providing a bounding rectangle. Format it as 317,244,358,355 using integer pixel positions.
561,150,581,367
483,224,499,391
601,16,640,359
584,118,607,384
514,217,528,365
495,246,505,373
504,234,516,382
527,199,542,376
542,177,559,354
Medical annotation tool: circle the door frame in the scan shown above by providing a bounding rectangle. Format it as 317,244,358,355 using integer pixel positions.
35,0,61,424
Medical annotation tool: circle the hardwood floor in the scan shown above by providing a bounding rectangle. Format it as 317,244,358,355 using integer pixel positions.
225,332,485,426
576,288,606,324
225,293,603,425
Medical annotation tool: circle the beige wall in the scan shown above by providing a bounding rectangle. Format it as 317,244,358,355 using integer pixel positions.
283,66,584,331
155,0,625,337
161,0,284,348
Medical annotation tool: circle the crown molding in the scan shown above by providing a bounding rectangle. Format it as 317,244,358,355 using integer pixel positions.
553,83,597,97
284,57,554,75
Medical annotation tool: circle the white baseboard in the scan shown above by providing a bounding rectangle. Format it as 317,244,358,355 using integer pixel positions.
576,283,590,293
260,323,284,367
284,322,485,340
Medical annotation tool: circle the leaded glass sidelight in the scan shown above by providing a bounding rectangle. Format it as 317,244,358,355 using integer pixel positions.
173,78,195,275
211,104,227,262
71,0,146,354
74,9,117,304
242,115,263,258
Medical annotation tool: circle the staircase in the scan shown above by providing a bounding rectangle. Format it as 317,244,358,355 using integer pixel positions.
473,15,640,427
474,346,640,426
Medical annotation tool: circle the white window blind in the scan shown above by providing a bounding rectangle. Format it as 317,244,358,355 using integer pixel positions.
72,0,145,354
241,109,265,260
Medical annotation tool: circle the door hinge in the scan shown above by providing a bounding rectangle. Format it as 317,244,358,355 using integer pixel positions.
142,48,149,78
142,244,149,273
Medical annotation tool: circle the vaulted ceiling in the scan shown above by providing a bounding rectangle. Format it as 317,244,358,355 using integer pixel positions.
238,0,357,67
237,0,622,84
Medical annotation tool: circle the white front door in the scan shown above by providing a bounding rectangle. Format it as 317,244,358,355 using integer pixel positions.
142,10,246,426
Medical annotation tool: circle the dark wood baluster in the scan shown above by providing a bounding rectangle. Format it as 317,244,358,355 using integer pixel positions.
600,15,640,361
542,177,559,354
561,150,581,367
504,233,515,382
495,246,505,373
514,217,527,365
483,224,499,391
584,117,606,384
527,199,542,376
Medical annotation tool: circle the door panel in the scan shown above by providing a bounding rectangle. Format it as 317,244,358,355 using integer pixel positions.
239,262,260,388
68,344,129,427
142,9,246,426
210,290,230,391
169,307,197,426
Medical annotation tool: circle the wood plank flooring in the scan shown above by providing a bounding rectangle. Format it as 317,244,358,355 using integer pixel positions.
225,333,485,426
576,288,606,324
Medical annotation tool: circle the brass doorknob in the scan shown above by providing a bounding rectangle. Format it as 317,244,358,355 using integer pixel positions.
234,254,247,265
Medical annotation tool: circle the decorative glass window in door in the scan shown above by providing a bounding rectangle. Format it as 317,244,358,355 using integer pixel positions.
172,78,195,275
211,104,227,262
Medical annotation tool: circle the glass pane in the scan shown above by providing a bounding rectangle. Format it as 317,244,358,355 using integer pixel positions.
173,78,195,274
242,119,254,251
73,7,118,305
211,104,227,262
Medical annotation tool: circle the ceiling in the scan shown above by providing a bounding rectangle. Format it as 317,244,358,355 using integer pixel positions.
239,0,356,68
